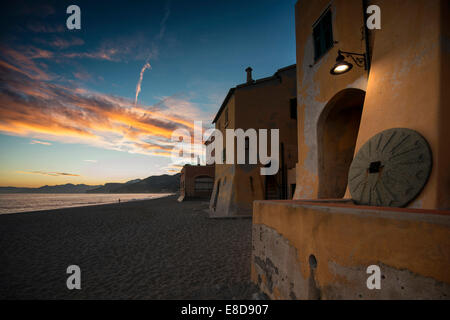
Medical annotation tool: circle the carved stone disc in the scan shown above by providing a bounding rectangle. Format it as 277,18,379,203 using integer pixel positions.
348,128,432,207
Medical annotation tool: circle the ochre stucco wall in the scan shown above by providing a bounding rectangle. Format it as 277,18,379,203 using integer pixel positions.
210,67,298,217
252,201,450,299
346,0,450,210
251,0,450,300
295,0,448,210
294,0,369,200
210,95,238,216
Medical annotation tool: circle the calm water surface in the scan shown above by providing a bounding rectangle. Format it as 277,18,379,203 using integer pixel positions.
0,193,173,214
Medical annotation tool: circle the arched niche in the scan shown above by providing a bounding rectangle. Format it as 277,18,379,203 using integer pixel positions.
317,88,366,199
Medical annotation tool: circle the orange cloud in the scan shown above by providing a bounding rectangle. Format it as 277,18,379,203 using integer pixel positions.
0,46,209,160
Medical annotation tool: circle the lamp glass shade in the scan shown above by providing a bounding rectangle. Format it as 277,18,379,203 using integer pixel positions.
330,61,353,75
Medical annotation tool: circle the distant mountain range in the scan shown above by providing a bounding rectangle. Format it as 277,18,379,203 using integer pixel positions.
0,173,180,194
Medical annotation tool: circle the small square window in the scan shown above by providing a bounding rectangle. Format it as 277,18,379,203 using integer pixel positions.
313,8,333,61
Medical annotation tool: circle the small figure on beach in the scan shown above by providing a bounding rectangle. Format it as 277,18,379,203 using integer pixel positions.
118,198,121,203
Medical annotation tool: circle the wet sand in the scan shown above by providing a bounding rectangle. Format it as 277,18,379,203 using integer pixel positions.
0,195,262,299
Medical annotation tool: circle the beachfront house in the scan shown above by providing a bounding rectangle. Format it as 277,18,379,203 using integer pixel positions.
178,164,215,201
251,0,450,299
209,65,298,218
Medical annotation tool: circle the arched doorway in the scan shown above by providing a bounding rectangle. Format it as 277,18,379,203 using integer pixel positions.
317,88,365,199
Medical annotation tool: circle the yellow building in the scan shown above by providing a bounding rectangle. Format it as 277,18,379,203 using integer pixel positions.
252,0,450,299
209,66,298,217
178,164,215,201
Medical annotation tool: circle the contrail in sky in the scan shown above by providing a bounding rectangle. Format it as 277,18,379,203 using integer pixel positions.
134,61,151,106
156,2,171,40
134,1,170,106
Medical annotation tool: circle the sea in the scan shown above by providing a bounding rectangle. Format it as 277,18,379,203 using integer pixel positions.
0,193,173,215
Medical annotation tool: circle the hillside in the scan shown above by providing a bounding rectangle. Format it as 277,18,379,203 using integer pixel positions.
0,173,180,194
87,174,180,193
0,184,101,194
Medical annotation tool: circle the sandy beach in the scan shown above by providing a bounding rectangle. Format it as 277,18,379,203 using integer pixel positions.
0,195,262,299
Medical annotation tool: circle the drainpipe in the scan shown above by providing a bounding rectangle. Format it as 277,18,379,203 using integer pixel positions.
362,0,371,73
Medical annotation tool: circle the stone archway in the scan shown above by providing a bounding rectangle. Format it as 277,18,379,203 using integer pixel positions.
317,88,365,199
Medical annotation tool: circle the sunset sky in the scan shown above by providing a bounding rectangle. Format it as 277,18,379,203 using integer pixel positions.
0,0,296,187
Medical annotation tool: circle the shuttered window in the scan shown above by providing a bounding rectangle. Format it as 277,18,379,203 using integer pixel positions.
313,8,333,61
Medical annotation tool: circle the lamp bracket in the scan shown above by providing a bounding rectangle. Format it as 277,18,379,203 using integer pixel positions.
338,50,367,69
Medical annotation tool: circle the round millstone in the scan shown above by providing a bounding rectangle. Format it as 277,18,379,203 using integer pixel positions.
348,128,432,207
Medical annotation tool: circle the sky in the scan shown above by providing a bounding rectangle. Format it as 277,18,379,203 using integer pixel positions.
0,0,296,187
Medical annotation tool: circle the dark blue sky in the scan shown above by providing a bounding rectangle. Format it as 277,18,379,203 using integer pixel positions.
0,0,297,186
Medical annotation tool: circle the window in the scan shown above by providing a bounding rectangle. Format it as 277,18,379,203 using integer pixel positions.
222,148,226,163
313,8,333,61
245,137,250,164
290,98,297,120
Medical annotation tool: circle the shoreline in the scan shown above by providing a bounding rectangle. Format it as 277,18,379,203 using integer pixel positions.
0,193,175,216
0,195,261,299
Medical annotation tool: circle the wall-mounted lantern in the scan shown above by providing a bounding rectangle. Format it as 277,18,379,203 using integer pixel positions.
330,50,368,75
